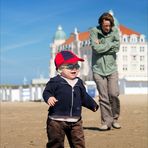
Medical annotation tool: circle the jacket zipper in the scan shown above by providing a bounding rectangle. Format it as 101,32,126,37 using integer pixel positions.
70,88,74,117
61,81,74,117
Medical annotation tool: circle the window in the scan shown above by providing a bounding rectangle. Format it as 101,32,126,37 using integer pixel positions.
139,35,145,43
123,37,127,42
122,46,127,52
123,65,128,71
131,55,137,61
140,56,144,61
140,65,145,71
122,35,128,42
130,35,138,43
140,46,145,52
131,46,137,53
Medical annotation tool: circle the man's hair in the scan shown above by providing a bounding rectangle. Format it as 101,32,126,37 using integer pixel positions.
98,12,114,27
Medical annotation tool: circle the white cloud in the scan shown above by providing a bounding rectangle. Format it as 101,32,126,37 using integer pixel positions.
1,39,41,52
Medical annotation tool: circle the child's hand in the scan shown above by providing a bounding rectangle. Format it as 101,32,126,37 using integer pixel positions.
93,105,99,112
47,97,58,107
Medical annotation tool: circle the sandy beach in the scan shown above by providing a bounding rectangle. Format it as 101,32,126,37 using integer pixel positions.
0,94,148,148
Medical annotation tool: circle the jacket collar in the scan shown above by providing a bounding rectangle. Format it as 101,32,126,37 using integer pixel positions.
96,25,114,37
50,75,82,86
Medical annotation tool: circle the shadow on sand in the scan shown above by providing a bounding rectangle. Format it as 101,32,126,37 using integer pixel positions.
83,127,107,131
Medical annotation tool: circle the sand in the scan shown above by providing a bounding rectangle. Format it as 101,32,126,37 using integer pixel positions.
0,94,148,148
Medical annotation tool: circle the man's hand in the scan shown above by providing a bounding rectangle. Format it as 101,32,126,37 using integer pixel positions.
47,97,58,107
94,39,100,44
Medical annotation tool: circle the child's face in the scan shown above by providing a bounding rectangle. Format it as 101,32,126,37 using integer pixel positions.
60,63,80,80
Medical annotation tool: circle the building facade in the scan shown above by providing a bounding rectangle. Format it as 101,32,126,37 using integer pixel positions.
49,25,148,81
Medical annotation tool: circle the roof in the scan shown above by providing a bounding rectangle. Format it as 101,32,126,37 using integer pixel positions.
119,24,140,36
79,32,90,41
63,31,90,45
54,25,66,40
63,35,74,45
63,24,141,45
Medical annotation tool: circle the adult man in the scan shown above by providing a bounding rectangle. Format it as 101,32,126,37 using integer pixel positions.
89,12,121,131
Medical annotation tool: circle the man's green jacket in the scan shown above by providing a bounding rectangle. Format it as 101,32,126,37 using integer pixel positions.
89,26,120,76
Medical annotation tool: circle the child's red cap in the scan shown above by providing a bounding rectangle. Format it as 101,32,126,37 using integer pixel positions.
54,50,84,70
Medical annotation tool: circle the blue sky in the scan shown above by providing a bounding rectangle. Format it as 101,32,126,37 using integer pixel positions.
0,0,148,85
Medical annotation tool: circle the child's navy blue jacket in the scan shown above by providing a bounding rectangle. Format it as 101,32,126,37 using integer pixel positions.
43,75,98,117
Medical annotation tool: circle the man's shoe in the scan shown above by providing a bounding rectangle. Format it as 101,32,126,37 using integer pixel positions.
99,125,111,131
112,122,121,129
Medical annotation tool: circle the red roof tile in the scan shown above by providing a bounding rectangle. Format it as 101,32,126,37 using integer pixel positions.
119,24,140,36
63,35,74,45
78,32,90,41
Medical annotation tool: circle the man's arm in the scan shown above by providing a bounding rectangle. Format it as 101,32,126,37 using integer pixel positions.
107,28,120,54
89,29,115,54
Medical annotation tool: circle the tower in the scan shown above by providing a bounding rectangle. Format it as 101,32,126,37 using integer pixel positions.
108,9,119,27
49,25,66,78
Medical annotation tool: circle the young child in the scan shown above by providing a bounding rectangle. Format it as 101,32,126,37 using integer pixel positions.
43,50,99,148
